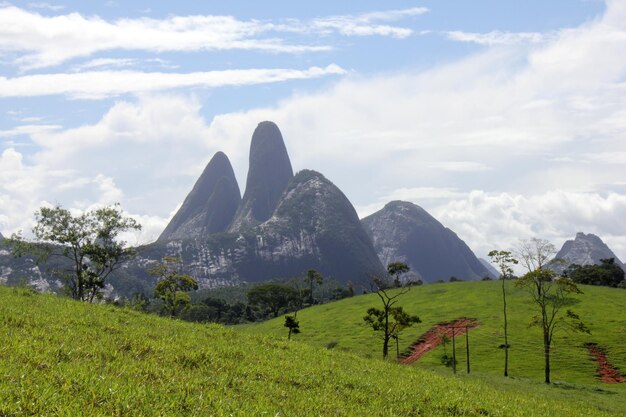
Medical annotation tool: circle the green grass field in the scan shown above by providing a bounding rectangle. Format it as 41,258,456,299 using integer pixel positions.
1,284,624,416
240,280,626,387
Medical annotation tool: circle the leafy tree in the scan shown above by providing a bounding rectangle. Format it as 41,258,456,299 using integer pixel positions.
247,283,299,318
364,306,420,359
284,314,301,340
304,269,324,304
488,250,518,377
202,297,229,321
564,258,624,287
9,204,140,302
364,262,418,359
387,261,410,287
149,257,198,317
515,268,590,383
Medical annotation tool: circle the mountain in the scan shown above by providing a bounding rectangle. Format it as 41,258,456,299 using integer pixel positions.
361,201,492,283
229,121,293,232
129,170,384,288
552,232,625,273
159,151,241,241
479,258,500,279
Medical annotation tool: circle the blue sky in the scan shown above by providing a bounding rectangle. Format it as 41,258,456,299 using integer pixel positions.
2,0,626,261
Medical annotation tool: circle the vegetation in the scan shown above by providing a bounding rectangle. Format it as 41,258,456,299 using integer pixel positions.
515,269,590,383
488,250,518,377
564,258,625,288
9,204,140,302
240,280,626,389
149,257,199,317
363,262,420,359
0,285,621,416
247,283,299,318
284,314,300,339
304,268,324,304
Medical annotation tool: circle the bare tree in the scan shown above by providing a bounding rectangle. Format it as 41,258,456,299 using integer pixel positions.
515,237,556,272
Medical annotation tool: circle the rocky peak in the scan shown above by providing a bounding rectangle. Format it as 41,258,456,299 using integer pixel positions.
229,121,294,232
158,151,241,241
362,200,492,282
554,232,625,271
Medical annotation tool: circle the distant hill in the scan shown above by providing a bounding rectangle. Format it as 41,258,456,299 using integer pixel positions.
361,201,492,282
551,232,625,273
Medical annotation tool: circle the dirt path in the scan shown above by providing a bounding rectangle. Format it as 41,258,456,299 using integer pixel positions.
585,343,625,383
400,318,479,365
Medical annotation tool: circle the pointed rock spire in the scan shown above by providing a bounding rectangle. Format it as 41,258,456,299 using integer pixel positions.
159,151,241,241
229,121,293,232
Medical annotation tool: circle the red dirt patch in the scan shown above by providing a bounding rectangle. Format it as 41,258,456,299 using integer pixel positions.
585,343,625,384
400,318,479,365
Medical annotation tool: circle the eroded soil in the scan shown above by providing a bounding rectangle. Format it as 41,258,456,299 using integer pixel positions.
400,318,479,365
585,343,625,384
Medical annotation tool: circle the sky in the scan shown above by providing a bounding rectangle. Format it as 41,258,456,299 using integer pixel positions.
1,0,625,263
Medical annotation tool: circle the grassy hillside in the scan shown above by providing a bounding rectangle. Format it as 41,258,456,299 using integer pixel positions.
240,280,626,387
0,285,623,416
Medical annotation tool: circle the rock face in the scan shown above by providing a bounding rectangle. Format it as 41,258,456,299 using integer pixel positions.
229,121,293,232
361,201,492,283
159,152,241,240
130,123,384,289
129,170,384,288
553,232,625,272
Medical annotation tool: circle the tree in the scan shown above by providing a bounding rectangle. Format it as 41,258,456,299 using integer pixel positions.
364,262,418,359
149,257,198,317
9,204,141,302
284,314,301,340
515,237,556,272
364,306,420,359
304,269,324,304
247,283,299,318
387,261,410,287
488,250,518,377
515,268,590,383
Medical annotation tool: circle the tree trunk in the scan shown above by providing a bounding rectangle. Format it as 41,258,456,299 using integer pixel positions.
543,334,550,384
502,277,509,377
383,336,389,359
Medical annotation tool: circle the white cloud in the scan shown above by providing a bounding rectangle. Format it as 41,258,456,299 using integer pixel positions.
27,2,64,12
428,161,492,172
0,6,426,69
71,57,179,72
310,7,429,38
0,124,62,136
433,190,626,262
0,65,346,98
445,30,549,45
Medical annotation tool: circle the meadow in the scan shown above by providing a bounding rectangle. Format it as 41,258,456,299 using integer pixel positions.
1,284,624,416
240,280,626,386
